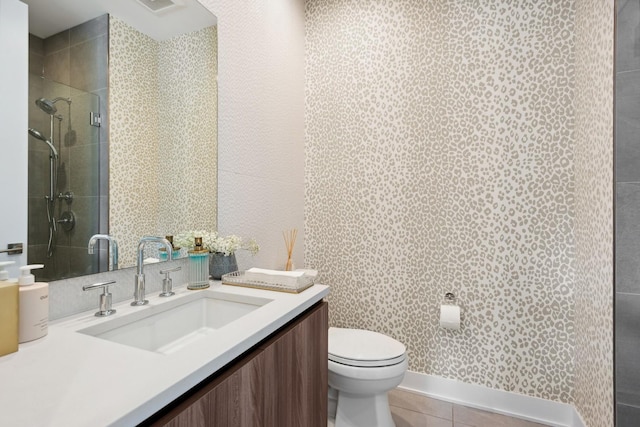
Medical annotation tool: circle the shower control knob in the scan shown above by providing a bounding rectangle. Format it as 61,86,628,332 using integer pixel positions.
57,211,76,231
57,191,74,202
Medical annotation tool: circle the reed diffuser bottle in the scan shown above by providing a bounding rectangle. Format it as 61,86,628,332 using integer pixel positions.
188,237,209,290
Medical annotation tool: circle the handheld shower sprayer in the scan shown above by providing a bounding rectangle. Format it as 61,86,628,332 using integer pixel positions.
28,128,59,159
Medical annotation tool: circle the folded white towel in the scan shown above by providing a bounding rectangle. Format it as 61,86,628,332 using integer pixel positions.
143,257,160,264
244,268,305,287
294,269,318,279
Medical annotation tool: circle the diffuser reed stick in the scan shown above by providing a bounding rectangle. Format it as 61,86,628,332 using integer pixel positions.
283,228,298,271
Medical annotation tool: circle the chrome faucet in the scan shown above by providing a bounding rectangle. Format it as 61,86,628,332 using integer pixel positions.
88,234,119,271
132,236,173,306
83,280,117,317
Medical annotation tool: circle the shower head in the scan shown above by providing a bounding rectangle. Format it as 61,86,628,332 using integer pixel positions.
35,97,71,115
28,128,59,159
35,98,57,115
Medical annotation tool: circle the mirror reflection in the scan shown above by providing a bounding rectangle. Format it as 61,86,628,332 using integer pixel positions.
23,0,217,281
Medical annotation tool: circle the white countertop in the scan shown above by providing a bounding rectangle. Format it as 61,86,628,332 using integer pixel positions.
0,281,329,427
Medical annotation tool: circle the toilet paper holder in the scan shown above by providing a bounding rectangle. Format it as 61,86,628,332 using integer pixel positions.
444,292,456,304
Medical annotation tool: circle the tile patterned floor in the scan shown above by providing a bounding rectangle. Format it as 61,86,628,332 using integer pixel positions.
388,389,549,427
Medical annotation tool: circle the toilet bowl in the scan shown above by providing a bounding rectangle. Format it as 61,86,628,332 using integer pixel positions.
328,327,407,427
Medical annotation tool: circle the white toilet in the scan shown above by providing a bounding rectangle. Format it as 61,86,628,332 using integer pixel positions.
328,327,408,427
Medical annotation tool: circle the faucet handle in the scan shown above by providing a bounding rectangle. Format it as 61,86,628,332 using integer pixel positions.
160,266,181,275
83,280,117,317
159,267,181,297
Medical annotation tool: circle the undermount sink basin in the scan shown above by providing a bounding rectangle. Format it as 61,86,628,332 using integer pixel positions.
78,291,272,354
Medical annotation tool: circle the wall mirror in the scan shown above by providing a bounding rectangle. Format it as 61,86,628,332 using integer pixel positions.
22,0,218,281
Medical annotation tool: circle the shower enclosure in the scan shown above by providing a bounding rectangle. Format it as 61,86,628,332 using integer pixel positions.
27,76,104,280
29,96,70,259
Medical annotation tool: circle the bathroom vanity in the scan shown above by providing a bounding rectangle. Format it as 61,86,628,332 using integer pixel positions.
0,282,329,426
146,299,328,426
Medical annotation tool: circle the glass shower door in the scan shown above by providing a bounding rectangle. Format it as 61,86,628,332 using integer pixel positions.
27,75,105,281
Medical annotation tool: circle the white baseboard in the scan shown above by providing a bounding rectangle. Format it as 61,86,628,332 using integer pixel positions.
571,407,587,427
399,371,586,427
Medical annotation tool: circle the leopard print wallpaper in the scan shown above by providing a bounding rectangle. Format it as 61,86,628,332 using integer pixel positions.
306,2,613,422
156,26,218,240
109,17,217,267
573,0,614,425
109,16,160,267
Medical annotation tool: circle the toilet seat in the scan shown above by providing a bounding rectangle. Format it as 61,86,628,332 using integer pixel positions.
328,328,408,427
329,327,406,367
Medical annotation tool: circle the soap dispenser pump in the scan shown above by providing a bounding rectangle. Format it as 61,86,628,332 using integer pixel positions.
18,264,49,343
0,261,15,281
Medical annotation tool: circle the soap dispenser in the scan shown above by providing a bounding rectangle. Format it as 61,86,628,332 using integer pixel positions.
0,261,16,282
0,261,19,356
187,237,210,290
18,264,49,343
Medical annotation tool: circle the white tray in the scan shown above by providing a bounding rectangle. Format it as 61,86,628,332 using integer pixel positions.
221,270,315,294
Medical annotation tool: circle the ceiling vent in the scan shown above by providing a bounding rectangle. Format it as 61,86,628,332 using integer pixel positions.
135,0,184,13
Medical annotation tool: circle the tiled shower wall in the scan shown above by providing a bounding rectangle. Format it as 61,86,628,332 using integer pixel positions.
306,1,613,425
27,15,108,280
615,0,640,425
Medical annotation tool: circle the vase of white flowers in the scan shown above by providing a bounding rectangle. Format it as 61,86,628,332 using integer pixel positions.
208,252,238,280
174,231,259,280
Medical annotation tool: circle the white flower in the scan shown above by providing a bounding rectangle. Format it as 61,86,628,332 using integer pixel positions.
245,238,260,255
174,230,259,256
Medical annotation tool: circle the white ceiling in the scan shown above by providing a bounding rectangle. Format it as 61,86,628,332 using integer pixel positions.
21,0,216,41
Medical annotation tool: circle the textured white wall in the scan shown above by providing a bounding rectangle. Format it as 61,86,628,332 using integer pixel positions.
198,0,306,271
0,0,28,277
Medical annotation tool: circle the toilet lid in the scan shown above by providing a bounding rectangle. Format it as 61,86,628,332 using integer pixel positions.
329,328,406,367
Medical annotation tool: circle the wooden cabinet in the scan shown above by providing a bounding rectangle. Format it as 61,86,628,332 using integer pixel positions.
144,301,328,427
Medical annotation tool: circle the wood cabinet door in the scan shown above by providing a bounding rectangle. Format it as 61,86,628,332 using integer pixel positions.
258,301,328,427
150,301,328,427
